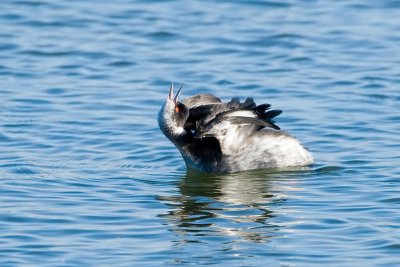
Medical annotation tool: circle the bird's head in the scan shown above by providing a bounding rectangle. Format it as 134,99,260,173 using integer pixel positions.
158,83,189,141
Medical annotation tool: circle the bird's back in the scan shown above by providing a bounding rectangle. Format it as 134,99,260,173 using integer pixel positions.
177,94,313,173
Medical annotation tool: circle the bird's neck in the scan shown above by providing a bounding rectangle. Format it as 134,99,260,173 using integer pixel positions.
177,135,223,173
169,128,193,147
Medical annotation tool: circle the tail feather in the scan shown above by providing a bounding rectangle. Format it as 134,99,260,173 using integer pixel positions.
265,109,282,120
227,97,256,110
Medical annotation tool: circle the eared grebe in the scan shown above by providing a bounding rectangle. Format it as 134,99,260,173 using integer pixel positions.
158,83,313,173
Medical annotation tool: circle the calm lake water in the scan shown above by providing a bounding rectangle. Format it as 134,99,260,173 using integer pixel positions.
1,0,400,266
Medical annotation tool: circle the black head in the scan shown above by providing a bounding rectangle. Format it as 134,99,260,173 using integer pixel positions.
173,101,189,128
158,83,190,138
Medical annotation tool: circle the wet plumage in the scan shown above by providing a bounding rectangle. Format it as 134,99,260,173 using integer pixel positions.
158,84,313,173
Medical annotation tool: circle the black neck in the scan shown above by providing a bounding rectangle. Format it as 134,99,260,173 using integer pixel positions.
176,131,222,171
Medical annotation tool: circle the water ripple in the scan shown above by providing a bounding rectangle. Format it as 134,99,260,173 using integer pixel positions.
1,0,400,266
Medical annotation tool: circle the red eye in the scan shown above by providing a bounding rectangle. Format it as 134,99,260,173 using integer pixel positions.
175,106,180,113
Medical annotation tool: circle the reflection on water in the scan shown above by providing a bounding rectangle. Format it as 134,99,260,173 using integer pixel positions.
158,169,302,244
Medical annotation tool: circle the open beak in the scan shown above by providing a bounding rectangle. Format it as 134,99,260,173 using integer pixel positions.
168,82,184,103
168,83,174,100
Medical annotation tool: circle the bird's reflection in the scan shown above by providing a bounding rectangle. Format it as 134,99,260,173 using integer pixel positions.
158,168,295,243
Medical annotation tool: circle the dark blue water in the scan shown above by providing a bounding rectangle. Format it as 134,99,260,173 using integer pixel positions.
1,0,400,266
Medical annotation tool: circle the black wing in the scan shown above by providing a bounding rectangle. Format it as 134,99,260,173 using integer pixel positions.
192,97,281,132
184,96,261,131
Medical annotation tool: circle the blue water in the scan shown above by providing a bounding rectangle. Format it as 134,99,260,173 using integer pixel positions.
1,0,400,266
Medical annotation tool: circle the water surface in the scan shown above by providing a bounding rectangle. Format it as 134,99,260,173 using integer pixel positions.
1,0,400,266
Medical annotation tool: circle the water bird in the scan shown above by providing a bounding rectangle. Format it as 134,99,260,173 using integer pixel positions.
158,83,313,173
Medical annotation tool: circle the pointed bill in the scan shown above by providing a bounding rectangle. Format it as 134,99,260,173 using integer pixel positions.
173,83,184,103
168,83,174,100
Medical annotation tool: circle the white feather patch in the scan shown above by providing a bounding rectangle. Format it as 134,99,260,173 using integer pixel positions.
224,110,256,118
